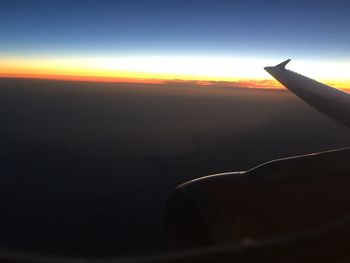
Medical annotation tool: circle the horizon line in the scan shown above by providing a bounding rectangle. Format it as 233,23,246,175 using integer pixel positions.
0,73,285,89
1,73,349,92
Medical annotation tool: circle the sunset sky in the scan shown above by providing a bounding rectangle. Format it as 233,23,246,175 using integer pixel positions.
1,0,349,89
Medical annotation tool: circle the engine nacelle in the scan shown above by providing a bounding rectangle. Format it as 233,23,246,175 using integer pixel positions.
166,148,350,250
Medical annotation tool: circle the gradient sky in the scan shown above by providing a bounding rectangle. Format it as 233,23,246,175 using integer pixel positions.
0,0,349,88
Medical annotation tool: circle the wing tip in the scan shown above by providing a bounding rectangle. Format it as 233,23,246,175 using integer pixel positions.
275,59,291,69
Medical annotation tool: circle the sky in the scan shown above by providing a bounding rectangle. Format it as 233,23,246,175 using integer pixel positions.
0,0,349,88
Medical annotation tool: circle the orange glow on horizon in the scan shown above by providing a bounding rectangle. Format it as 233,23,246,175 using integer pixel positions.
1,73,350,91
0,72,288,89
0,56,349,90
0,73,165,84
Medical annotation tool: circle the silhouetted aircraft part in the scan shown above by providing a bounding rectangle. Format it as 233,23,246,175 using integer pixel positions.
265,59,350,129
161,61,350,262
166,148,350,260
275,59,291,69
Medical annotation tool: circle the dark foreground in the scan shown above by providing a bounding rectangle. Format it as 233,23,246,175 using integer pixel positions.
0,78,350,258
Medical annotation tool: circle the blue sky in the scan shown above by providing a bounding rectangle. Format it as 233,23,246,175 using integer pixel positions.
1,0,349,60
0,0,349,87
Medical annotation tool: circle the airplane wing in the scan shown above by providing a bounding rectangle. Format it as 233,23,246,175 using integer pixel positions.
264,59,350,129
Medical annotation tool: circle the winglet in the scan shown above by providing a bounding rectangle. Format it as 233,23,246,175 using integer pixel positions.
275,59,291,69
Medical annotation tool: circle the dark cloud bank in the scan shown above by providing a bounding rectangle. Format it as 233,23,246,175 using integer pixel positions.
1,78,350,257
